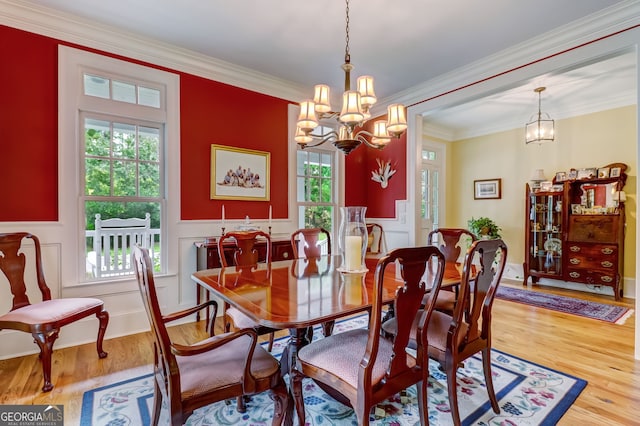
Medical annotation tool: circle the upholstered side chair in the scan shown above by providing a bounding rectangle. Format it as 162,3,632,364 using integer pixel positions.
0,232,109,392
291,246,446,425
132,245,291,426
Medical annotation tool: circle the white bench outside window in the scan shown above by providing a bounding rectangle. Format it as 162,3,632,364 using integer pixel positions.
87,213,154,278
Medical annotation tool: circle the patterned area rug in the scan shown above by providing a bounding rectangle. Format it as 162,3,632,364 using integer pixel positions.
81,315,586,425
497,285,633,324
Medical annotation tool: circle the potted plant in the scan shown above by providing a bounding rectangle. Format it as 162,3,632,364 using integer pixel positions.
468,217,502,239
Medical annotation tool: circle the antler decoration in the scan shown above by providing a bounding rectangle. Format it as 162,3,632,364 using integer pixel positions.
371,158,397,189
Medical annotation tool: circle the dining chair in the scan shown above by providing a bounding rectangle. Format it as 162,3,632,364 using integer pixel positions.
428,238,507,426
291,246,446,426
0,232,109,392
290,227,335,336
427,228,477,313
132,246,290,426
217,230,277,352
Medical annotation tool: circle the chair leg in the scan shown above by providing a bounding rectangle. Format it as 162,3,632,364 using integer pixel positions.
96,310,109,358
152,378,163,426
445,360,462,426
267,332,275,352
482,347,500,413
236,395,246,413
270,377,293,426
32,330,59,392
321,320,335,337
416,379,429,425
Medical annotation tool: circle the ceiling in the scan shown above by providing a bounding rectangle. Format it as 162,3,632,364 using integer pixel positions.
12,0,637,139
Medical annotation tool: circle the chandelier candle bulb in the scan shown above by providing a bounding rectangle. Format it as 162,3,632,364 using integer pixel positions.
345,235,363,271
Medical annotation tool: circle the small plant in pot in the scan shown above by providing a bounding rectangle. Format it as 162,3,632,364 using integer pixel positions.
468,217,502,239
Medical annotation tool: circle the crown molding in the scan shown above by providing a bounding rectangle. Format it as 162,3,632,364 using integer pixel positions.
383,1,640,109
0,0,307,102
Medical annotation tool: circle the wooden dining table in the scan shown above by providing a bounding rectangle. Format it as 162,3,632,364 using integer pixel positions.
191,254,467,384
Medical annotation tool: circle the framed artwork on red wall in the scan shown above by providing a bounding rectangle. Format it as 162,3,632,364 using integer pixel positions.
210,144,270,201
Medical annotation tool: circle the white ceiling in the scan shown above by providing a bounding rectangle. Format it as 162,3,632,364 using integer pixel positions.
10,0,637,139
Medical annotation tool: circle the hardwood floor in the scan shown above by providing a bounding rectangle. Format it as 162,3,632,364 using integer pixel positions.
0,282,638,425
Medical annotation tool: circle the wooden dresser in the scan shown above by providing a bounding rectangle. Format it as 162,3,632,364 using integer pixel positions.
565,214,623,298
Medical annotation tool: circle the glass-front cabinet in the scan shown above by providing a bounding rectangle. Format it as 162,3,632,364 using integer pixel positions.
523,183,565,281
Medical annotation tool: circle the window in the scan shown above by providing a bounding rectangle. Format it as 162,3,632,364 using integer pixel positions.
296,147,335,233
82,115,163,278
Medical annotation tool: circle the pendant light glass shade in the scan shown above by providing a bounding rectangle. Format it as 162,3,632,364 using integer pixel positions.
525,87,555,144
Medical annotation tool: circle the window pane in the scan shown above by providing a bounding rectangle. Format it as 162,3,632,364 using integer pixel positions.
138,86,161,108
85,118,111,157
308,152,320,176
83,74,109,99
113,123,136,159
302,205,333,231
112,80,137,104
140,162,160,197
321,178,331,203
139,126,160,161
308,177,320,202
113,160,137,196
85,158,111,196
296,177,306,202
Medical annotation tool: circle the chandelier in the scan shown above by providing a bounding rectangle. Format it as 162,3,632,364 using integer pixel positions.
525,86,555,144
294,0,407,155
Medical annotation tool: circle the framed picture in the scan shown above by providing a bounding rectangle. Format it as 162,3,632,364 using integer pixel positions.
210,144,270,201
571,204,582,214
567,169,578,180
555,172,567,182
610,167,621,178
597,167,610,179
577,168,597,180
474,178,501,200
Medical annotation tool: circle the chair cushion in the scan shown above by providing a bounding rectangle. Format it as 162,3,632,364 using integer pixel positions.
177,333,279,400
297,328,413,390
226,307,259,329
0,298,103,326
426,310,468,362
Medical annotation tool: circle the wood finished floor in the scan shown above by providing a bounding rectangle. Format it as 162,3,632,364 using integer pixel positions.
0,282,638,425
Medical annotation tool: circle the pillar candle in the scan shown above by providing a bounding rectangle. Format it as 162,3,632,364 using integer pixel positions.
344,274,362,305
345,235,362,271
221,205,225,224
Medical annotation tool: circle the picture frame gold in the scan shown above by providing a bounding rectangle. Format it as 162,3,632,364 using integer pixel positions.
474,178,501,200
210,144,270,201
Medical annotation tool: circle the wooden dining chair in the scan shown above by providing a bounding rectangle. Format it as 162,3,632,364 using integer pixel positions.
132,246,290,426
291,246,446,426
217,230,277,353
290,227,334,336
428,238,507,426
427,228,477,313
0,232,109,392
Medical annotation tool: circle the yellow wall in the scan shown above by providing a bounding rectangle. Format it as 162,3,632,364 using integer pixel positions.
445,105,636,279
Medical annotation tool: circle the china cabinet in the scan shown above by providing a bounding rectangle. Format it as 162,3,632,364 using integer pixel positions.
523,163,626,300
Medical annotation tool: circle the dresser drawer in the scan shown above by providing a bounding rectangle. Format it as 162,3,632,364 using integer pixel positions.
566,268,617,285
272,240,293,261
568,216,618,243
566,243,617,257
567,255,617,270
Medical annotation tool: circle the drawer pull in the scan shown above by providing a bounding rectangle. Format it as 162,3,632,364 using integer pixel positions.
283,252,289,259
569,246,581,252
601,247,614,255
600,275,613,283
569,258,580,265
569,272,580,278
601,261,613,268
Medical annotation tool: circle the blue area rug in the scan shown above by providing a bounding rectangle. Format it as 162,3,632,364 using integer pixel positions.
81,315,586,425
497,285,633,324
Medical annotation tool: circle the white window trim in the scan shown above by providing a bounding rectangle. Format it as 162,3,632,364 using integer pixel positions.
59,45,180,293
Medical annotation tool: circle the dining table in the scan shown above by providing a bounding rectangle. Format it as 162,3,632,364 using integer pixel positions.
191,253,467,388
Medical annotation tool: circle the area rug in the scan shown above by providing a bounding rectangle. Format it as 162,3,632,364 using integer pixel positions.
81,315,586,425
497,285,633,324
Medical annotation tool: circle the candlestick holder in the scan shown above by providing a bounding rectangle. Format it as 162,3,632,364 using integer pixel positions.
221,227,226,236
268,226,272,235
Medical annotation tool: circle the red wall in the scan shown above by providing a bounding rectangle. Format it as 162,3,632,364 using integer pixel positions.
0,25,290,222
345,119,407,218
0,26,59,221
